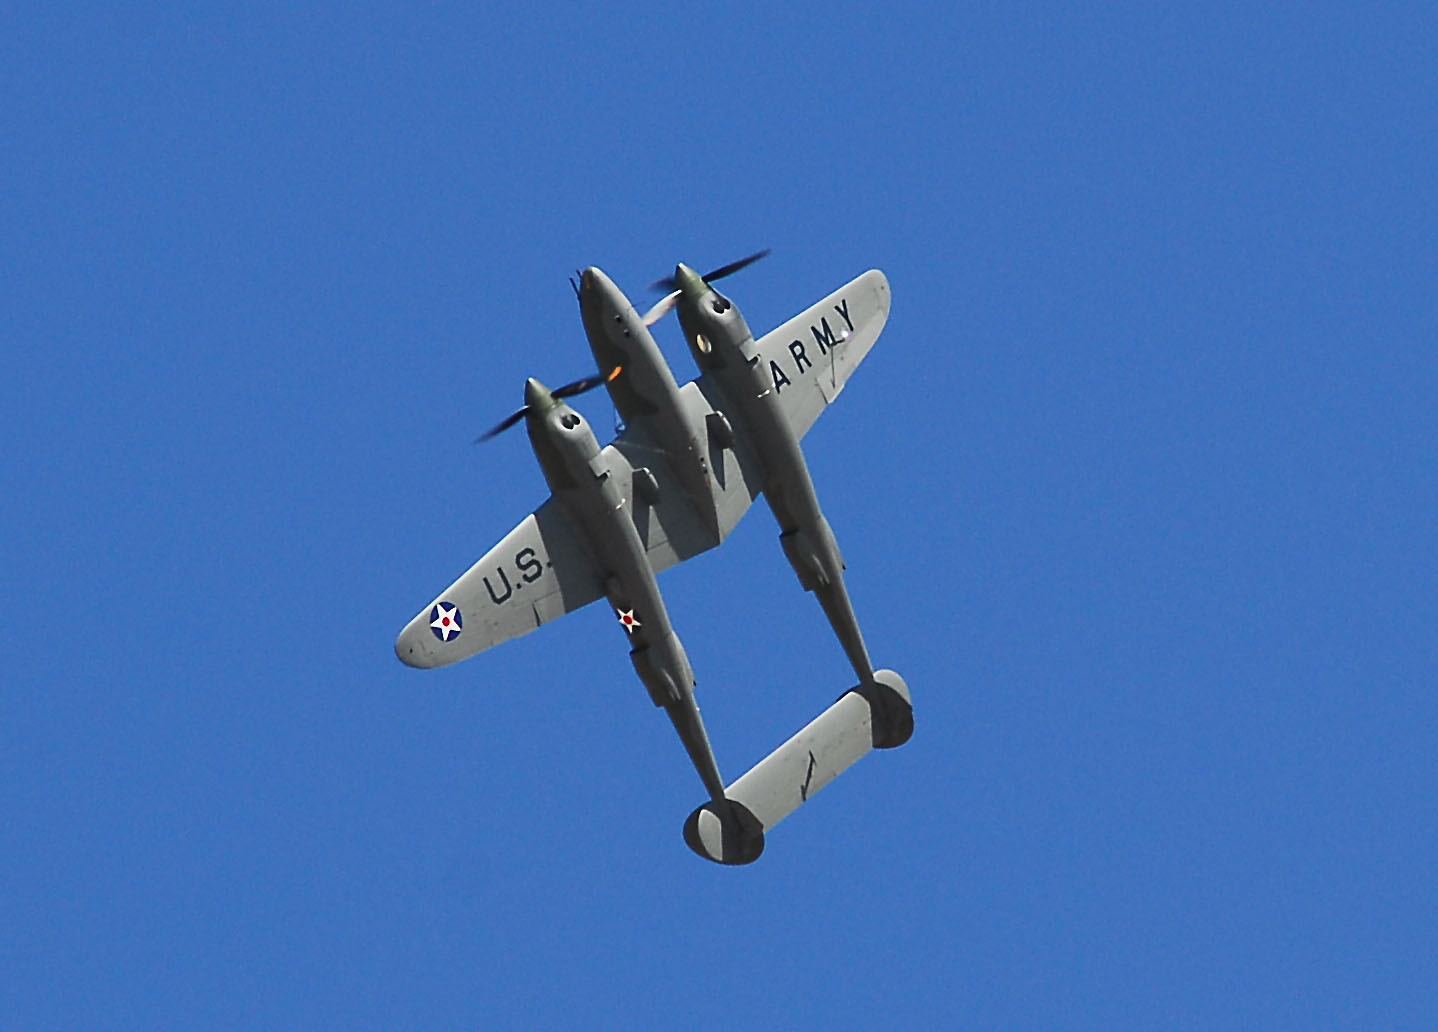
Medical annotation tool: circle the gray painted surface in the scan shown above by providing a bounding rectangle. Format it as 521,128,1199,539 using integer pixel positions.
395,268,910,858
728,690,876,831
684,670,913,864
395,270,887,671
729,669,912,829
673,266,889,685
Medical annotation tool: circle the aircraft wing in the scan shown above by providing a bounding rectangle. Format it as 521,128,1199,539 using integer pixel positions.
747,269,891,440
610,269,891,563
395,497,605,669
397,272,887,670
397,399,767,669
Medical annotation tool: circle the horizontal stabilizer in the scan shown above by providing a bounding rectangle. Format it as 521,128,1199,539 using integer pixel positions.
684,670,912,864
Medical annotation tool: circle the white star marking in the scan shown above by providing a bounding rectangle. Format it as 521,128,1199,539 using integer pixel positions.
617,608,642,634
430,602,462,642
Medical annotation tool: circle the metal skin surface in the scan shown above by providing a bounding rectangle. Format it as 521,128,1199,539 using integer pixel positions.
521,377,727,803
683,670,913,865
396,265,910,862
672,264,875,685
577,268,722,544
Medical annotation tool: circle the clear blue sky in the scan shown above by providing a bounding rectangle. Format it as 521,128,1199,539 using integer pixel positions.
4,3,1434,1028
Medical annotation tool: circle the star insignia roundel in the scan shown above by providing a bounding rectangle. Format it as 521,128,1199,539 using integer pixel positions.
617,608,642,634
430,602,463,642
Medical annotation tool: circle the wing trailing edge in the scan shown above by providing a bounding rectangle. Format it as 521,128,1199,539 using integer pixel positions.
746,269,891,441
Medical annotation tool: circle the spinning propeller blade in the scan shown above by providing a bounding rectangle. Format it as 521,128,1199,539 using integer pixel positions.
553,372,606,398
650,248,771,293
475,407,529,443
703,248,772,284
642,291,681,326
474,369,618,443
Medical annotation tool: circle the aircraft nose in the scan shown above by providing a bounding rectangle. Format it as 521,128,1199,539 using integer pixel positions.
524,377,556,412
578,266,622,310
674,263,708,300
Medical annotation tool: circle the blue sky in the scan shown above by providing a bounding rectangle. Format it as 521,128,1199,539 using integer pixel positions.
4,3,1434,1028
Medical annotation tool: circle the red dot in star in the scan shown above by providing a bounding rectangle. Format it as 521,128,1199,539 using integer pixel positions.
442,617,451,626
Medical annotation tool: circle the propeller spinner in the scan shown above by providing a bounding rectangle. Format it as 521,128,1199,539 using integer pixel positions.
642,248,771,326
474,368,620,443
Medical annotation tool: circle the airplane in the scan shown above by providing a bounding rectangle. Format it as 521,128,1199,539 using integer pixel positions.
395,253,913,864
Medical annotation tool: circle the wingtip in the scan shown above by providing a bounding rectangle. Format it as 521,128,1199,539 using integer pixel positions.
395,618,441,669
395,632,422,667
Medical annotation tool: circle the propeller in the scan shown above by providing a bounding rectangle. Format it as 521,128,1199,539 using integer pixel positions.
474,367,621,443
475,406,529,442
642,248,770,326
649,248,771,293
642,291,680,326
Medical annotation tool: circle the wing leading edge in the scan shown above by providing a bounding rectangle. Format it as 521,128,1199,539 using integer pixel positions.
742,268,890,441
397,269,889,670
395,498,604,668
395,403,767,670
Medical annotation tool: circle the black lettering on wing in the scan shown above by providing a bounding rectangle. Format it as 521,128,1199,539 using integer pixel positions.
515,547,543,583
811,317,838,355
484,568,514,605
770,359,792,393
788,339,812,373
833,297,853,333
